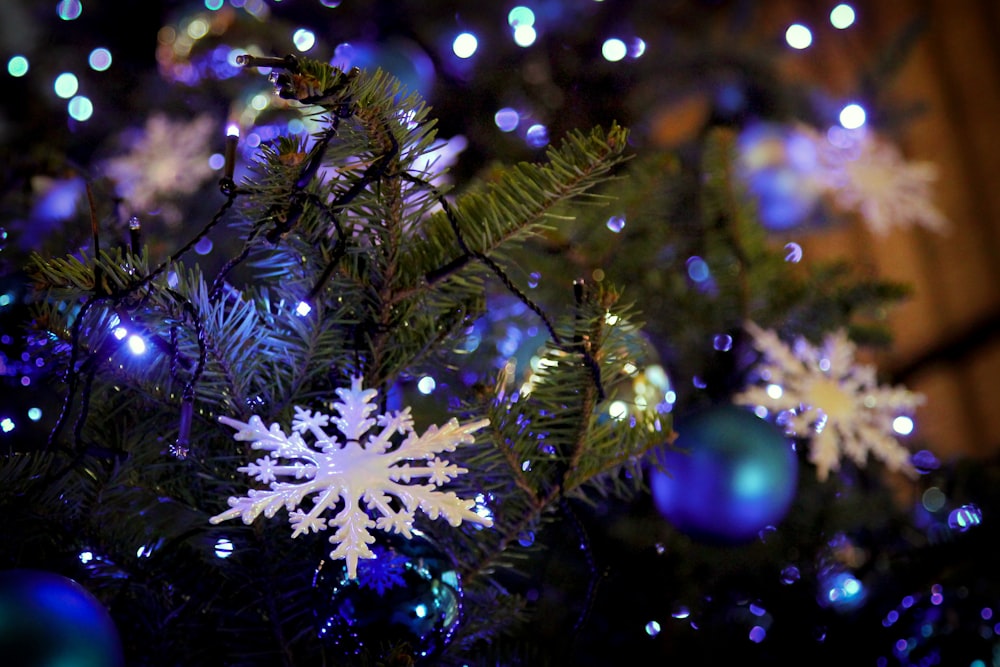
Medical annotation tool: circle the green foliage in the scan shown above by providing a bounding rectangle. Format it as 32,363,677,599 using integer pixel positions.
8,51,916,667
12,57,659,666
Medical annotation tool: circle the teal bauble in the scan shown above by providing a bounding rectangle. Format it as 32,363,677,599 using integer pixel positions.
650,404,799,544
312,534,462,662
0,569,125,667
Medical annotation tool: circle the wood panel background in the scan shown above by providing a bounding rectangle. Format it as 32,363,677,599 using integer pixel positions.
758,0,1000,461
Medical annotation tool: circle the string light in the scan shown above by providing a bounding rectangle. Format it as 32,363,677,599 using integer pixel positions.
88,48,113,72
223,124,239,181
785,24,813,49
293,28,316,52
452,32,478,59
127,334,147,356
7,56,29,77
53,72,79,98
494,108,519,132
601,38,627,62
830,4,856,29
839,103,866,129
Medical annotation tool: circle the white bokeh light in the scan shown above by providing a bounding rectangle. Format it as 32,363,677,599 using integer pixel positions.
830,4,856,29
602,38,627,62
839,103,866,129
785,24,813,49
453,32,478,58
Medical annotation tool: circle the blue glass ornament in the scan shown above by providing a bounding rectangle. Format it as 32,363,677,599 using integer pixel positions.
649,404,799,544
0,569,125,667
312,534,463,662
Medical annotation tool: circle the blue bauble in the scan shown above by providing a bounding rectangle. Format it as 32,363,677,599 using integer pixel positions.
0,569,125,667
312,534,462,662
650,405,799,544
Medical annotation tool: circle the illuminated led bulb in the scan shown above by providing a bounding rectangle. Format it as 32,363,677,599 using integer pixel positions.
54,72,78,98
839,103,866,129
127,334,147,355
830,4,856,29
785,24,812,49
601,38,627,62
453,32,478,58
223,124,239,181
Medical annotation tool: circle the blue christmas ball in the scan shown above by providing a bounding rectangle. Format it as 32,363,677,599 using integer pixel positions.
0,569,125,667
650,405,799,544
312,534,462,662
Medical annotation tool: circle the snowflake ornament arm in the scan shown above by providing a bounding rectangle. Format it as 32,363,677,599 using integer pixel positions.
210,376,492,579
734,321,925,481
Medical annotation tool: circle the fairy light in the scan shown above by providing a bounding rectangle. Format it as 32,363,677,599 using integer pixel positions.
223,124,239,181
56,0,82,20
127,334,147,355
830,4,856,29
601,38,627,62
293,28,316,52
67,96,93,121
508,6,537,47
525,124,548,148
785,24,813,49
452,32,478,59
88,48,113,72
214,538,235,558
839,103,866,129
494,107,519,132
892,415,914,435
513,25,537,47
54,72,79,98
7,56,29,77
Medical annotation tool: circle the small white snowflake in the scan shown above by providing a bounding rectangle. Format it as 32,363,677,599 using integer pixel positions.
733,322,925,481
210,376,492,578
811,127,949,237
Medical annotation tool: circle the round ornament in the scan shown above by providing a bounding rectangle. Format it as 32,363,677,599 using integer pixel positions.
0,569,125,667
312,534,463,662
650,404,799,544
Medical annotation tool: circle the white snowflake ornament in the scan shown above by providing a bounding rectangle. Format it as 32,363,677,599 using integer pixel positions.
733,322,925,481
100,113,217,224
811,127,949,237
210,376,492,578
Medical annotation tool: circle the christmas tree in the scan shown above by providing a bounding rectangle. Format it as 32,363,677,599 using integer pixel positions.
1,2,997,666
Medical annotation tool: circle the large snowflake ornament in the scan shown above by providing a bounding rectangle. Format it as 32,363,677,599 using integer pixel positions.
733,322,925,481
210,376,492,578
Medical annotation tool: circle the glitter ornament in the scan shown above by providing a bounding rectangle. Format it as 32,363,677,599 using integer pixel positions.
312,533,463,662
0,569,125,667
649,404,799,544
